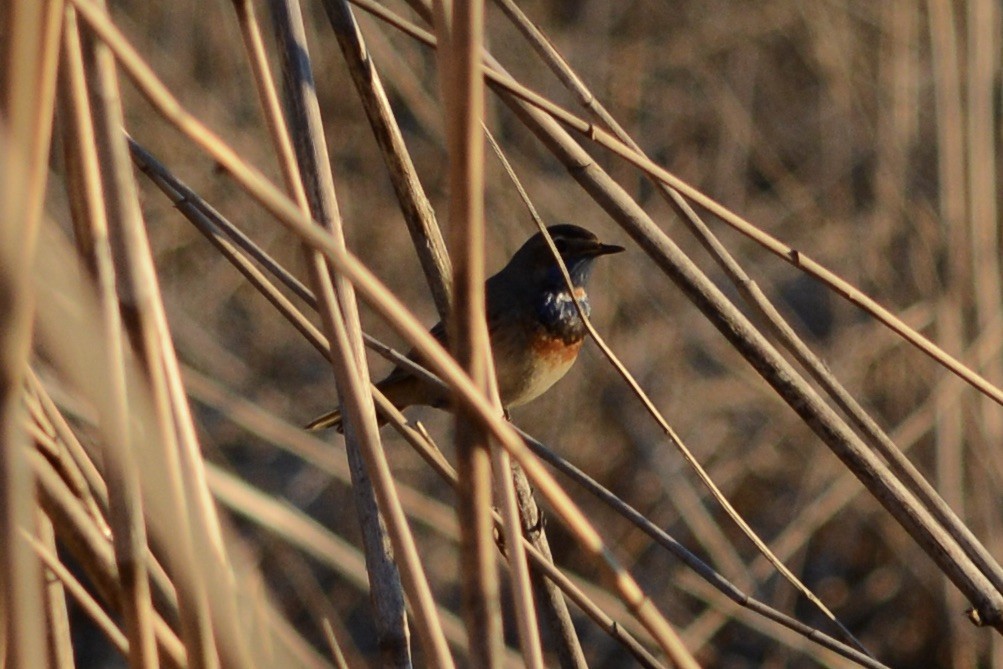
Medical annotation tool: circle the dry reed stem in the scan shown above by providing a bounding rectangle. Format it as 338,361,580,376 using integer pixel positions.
28,523,129,658
266,1,458,664
37,510,75,668
235,1,418,665
25,371,110,529
34,217,335,668
29,446,188,669
927,5,974,658
204,462,523,664
321,0,452,320
0,1,62,666
266,1,455,664
491,450,546,667
965,0,1002,415
433,0,510,665
80,9,227,663
60,9,159,666
495,0,1003,621
509,462,590,669
320,619,349,669
483,102,864,652
58,5,106,277
962,5,1003,651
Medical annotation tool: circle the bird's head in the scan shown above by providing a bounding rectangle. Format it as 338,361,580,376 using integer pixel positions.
507,224,624,289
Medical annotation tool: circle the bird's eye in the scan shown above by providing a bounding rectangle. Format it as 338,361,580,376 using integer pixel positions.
554,238,568,253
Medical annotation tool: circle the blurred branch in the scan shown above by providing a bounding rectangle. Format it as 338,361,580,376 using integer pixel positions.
33,211,333,669
432,0,513,665
62,7,159,665
0,1,62,666
28,523,129,660
30,448,189,669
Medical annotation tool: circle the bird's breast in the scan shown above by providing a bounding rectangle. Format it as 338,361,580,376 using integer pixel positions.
487,287,590,408
535,287,590,343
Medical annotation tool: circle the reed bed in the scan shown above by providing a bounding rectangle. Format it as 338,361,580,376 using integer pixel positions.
3,0,1003,667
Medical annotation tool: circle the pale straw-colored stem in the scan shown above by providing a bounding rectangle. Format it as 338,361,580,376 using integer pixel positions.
0,1,63,666
433,0,507,664
60,8,160,666
27,526,130,658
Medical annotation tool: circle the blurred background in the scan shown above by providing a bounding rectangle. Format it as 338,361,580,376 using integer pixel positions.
48,0,1003,666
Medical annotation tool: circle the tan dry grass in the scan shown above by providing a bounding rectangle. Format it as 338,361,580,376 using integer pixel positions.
5,0,1003,667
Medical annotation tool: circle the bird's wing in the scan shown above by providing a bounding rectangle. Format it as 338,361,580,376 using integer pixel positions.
382,283,517,384
379,319,448,385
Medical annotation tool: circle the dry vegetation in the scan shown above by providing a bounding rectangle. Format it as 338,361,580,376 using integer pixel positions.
3,0,1003,667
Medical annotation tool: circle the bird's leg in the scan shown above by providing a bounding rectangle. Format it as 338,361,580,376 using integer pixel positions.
526,505,546,537
492,518,507,556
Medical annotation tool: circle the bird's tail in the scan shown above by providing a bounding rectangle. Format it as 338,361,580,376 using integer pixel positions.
304,406,395,433
305,374,430,433
305,409,344,432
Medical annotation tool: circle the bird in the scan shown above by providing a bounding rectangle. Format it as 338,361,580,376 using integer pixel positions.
306,224,624,432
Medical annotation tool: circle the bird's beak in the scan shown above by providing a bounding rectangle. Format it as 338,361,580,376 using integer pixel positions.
593,242,625,256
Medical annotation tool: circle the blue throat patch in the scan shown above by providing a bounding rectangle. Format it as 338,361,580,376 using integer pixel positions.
536,289,590,341
533,256,597,341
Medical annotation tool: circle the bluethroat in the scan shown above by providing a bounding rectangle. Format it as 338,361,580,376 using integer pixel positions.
306,224,624,431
